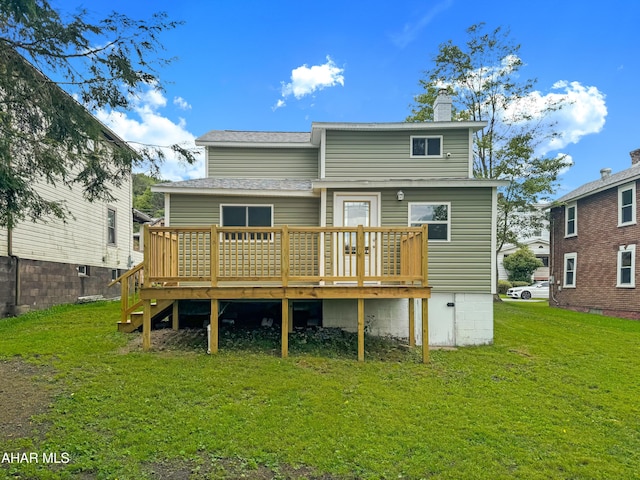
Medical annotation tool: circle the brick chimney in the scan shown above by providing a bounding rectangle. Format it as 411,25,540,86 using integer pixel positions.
630,149,640,166
433,89,452,122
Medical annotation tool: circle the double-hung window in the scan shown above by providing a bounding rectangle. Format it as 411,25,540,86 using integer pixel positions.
409,202,450,241
410,135,442,158
563,252,577,288
565,203,577,237
617,245,636,288
221,205,272,239
107,208,117,245
618,183,636,226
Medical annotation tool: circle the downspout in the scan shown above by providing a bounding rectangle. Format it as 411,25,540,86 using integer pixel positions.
7,224,21,313
549,211,559,305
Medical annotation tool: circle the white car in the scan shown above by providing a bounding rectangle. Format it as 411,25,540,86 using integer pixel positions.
506,281,549,300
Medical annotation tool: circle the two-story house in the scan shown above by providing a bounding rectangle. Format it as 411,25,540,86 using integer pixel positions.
149,92,506,347
549,149,640,319
0,60,138,316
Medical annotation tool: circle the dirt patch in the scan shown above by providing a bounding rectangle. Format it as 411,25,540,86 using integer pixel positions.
144,454,345,479
0,358,58,442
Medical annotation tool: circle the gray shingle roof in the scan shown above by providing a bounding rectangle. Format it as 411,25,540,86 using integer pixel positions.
556,164,640,203
196,130,311,144
154,177,313,192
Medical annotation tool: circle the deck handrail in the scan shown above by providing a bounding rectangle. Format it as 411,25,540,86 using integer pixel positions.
143,224,428,287
109,262,144,324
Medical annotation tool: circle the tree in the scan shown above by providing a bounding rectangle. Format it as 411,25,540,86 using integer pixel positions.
407,23,570,251
133,173,165,219
502,247,543,283
0,0,197,229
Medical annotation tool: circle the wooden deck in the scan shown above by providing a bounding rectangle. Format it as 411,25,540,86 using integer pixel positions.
113,225,431,362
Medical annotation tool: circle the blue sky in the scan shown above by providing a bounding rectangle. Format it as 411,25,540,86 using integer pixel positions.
52,0,640,197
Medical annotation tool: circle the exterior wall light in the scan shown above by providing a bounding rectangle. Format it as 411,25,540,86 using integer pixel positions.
397,190,404,201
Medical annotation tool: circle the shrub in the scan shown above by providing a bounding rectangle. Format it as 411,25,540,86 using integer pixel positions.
498,280,512,294
512,281,531,287
503,247,544,283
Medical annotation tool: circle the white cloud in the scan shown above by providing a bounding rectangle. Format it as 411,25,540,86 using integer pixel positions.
173,96,192,110
95,88,204,181
273,56,344,110
389,0,453,48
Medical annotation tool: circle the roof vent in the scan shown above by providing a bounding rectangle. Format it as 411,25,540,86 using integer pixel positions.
600,168,612,179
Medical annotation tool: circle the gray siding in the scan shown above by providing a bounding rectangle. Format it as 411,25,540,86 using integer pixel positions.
208,147,319,178
327,187,493,292
170,194,320,227
324,130,471,179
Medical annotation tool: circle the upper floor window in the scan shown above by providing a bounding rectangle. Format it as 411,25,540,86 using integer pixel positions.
410,136,442,158
107,208,117,245
617,245,636,288
563,252,577,288
409,202,450,241
221,205,273,240
565,203,577,237
618,183,636,227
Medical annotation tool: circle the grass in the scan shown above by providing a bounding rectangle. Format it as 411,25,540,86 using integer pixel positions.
1,300,639,479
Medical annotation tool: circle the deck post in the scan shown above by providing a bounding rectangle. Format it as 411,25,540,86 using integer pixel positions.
281,226,289,287
408,298,415,347
209,299,218,354
422,298,429,363
281,298,289,358
421,224,429,286
357,298,365,361
121,273,130,324
357,225,365,286
142,299,151,351
210,225,218,287
172,301,179,331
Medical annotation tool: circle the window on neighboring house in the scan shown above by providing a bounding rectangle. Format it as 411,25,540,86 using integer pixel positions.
537,255,549,268
107,208,116,245
618,183,636,226
563,252,577,287
565,203,577,237
221,205,273,239
409,202,450,241
410,136,442,158
617,245,636,288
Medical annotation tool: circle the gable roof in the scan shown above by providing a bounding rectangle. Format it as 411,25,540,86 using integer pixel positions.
555,164,640,204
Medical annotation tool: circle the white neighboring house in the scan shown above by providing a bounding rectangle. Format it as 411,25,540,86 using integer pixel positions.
498,205,550,282
0,155,136,316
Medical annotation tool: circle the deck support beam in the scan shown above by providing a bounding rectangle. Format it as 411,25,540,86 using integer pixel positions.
209,299,218,354
422,298,429,363
357,298,365,361
281,298,289,358
408,298,415,347
142,299,151,351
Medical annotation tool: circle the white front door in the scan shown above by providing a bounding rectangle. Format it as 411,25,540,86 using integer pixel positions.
333,193,380,279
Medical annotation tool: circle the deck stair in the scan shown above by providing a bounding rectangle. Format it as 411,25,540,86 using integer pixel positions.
118,299,174,333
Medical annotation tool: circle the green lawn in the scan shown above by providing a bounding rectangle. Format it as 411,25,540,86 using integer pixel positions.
1,300,639,479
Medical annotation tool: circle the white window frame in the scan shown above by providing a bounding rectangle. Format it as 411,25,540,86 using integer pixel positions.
617,244,636,288
563,252,577,288
565,203,577,238
77,265,90,277
220,204,274,241
107,207,117,246
410,135,443,158
618,183,636,227
408,202,451,242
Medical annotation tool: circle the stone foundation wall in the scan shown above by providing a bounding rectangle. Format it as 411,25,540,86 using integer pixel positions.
1,256,121,316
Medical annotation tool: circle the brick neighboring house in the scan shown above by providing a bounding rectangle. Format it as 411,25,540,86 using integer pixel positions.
549,149,640,319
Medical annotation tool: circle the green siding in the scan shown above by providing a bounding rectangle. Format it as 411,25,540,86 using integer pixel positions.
324,130,471,178
327,187,494,292
208,147,318,178
170,194,319,227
